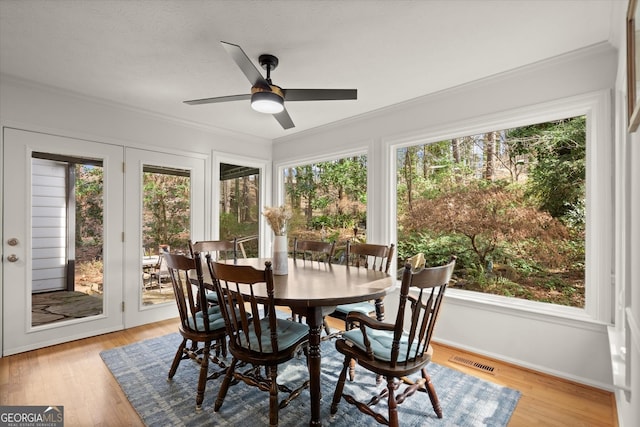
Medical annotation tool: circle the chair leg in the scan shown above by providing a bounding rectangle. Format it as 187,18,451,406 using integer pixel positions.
344,319,358,381
195,340,211,411
168,338,188,379
331,357,351,414
215,358,238,412
422,367,442,418
348,358,357,381
269,365,279,427
387,376,399,427
323,318,331,336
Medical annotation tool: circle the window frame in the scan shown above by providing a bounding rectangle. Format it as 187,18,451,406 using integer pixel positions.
385,90,613,324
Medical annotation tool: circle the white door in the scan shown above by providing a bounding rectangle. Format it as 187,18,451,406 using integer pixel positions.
123,148,206,327
2,128,124,355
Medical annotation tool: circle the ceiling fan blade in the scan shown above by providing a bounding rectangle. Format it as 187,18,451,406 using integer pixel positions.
273,108,295,129
282,89,357,102
183,94,251,105
221,41,270,89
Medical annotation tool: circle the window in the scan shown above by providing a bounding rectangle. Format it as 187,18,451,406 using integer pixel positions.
282,154,368,258
396,117,585,308
390,91,612,321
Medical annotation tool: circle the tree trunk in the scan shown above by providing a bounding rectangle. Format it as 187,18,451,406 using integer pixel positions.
404,148,414,211
483,132,496,180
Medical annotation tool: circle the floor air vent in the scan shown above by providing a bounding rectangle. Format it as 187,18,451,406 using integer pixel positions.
449,355,497,375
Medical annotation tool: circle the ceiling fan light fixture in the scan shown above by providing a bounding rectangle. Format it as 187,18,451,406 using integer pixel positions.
251,91,284,114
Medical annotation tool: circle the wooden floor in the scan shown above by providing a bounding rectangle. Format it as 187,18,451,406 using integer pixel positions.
0,315,617,426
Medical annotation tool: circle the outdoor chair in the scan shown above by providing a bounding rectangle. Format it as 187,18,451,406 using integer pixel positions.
164,252,229,411
142,252,163,291
330,256,457,426
207,257,310,427
290,238,336,336
145,253,172,291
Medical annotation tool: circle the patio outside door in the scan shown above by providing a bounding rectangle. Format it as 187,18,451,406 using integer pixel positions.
2,128,125,355
122,148,205,327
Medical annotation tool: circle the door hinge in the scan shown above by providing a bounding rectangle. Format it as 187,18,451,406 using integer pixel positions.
122,161,125,173
122,232,125,242
122,301,125,312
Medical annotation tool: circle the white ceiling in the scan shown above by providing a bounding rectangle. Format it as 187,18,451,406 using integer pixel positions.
0,0,618,140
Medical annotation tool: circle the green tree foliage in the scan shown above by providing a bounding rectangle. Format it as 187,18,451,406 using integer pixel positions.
143,172,190,252
287,165,316,222
507,116,586,223
284,156,367,237
75,165,103,247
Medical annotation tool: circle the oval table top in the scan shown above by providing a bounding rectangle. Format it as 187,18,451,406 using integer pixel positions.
210,257,393,308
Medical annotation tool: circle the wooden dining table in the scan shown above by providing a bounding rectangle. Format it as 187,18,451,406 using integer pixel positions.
208,257,393,426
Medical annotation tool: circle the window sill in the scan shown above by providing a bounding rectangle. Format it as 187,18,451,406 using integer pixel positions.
442,287,609,330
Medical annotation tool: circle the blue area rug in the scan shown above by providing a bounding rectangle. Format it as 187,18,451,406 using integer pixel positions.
100,332,520,426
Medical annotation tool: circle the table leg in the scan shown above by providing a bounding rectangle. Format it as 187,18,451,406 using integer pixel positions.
306,306,323,426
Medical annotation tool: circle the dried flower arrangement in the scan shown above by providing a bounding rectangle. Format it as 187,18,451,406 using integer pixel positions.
262,205,292,236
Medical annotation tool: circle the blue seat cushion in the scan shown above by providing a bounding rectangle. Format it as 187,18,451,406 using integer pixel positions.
205,292,219,303
239,318,309,353
334,301,375,316
188,309,226,332
203,305,221,315
342,326,415,362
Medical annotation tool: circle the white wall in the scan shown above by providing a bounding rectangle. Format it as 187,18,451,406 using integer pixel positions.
273,43,618,390
0,75,271,157
612,2,640,425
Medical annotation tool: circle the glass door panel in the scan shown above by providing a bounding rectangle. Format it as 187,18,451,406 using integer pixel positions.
31,155,105,326
219,162,260,257
141,166,191,305
123,148,205,328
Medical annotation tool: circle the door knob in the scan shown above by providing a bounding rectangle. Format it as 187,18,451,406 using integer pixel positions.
7,238,18,246
7,254,18,262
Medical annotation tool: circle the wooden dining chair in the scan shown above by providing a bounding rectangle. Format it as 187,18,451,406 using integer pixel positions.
188,239,237,305
164,252,229,411
292,237,336,263
330,241,395,323
290,238,336,336
329,241,395,379
330,256,457,426
206,257,310,427
188,238,238,261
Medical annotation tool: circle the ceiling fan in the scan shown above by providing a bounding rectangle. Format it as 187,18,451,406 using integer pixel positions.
183,41,358,130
